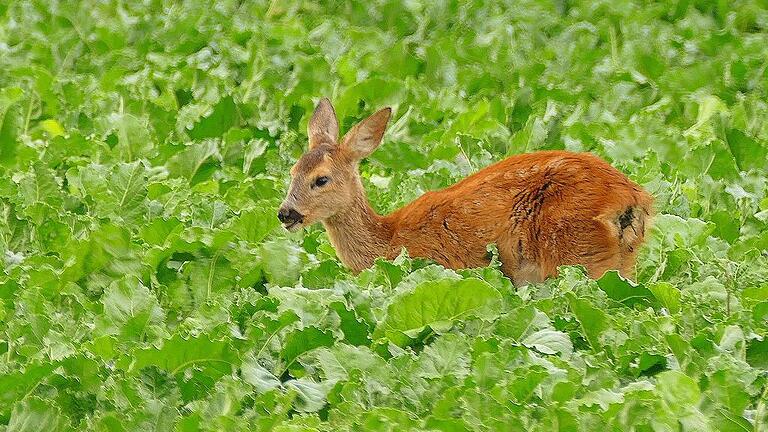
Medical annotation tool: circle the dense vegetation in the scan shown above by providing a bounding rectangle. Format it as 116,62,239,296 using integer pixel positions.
1,0,767,430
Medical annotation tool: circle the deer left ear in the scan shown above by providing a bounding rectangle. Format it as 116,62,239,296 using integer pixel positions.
308,98,339,149
342,107,391,160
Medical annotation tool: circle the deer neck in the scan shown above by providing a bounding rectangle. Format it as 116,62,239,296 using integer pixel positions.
322,177,392,272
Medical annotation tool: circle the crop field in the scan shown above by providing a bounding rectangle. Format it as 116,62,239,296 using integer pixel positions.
1,0,768,430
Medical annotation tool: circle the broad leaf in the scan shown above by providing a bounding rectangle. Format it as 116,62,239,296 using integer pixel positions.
377,277,502,345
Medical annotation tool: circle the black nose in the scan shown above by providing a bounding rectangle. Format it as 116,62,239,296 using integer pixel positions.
277,207,304,224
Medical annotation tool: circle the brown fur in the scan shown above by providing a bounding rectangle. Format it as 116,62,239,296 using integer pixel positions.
280,99,653,284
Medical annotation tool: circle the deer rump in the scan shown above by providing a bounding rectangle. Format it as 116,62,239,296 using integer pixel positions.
386,151,653,284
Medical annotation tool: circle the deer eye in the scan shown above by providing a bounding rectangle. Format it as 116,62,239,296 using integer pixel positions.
313,176,330,188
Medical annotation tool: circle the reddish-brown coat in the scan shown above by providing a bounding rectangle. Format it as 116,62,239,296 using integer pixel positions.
384,150,652,282
280,99,653,284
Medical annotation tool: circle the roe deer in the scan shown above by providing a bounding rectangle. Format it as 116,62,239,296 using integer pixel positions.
278,98,653,284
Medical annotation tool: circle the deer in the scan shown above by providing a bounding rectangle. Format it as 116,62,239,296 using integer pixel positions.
278,98,653,284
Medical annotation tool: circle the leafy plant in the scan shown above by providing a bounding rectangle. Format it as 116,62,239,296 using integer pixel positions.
1,0,767,430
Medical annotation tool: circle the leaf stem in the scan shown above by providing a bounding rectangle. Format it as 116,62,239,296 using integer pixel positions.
23,96,33,137
169,358,233,375
756,384,768,432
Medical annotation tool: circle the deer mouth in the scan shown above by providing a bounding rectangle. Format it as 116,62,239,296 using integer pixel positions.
278,207,305,232
282,220,303,232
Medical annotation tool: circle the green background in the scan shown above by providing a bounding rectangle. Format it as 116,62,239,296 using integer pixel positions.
1,0,767,430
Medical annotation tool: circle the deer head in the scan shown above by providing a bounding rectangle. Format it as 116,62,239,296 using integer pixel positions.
278,98,391,231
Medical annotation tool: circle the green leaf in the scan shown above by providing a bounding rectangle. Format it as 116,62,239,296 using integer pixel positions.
522,329,573,356
260,239,308,287
708,369,751,414
683,94,725,136
334,77,406,120
14,162,63,224
62,223,143,282
416,333,472,380
567,294,610,350
6,397,73,432
106,113,154,161
284,378,332,413
3,2,768,428
183,255,238,304
0,87,24,166
648,282,682,314
241,355,281,393
140,217,183,245
377,278,502,346
580,389,624,411
655,370,709,430
752,301,768,324
314,345,387,383
725,129,768,172
187,96,238,140
40,119,65,137
508,366,549,403
0,363,60,416
71,162,148,224
657,372,694,401
228,204,281,244
243,138,269,174
166,139,220,183
96,276,165,342
330,302,373,346
281,327,335,368
596,271,655,307
123,334,238,376
709,408,753,432
746,338,768,368
494,306,539,340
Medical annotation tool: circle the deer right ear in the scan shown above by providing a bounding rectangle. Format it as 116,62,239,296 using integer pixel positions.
308,98,339,149
341,107,391,160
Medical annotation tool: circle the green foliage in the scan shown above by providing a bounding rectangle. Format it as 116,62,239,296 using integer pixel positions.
376,277,502,346
1,0,767,430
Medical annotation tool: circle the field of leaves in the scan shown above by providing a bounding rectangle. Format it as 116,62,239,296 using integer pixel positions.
1,0,768,430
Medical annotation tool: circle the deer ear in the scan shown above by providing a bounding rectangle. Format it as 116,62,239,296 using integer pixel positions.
308,98,339,149
342,107,391,160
